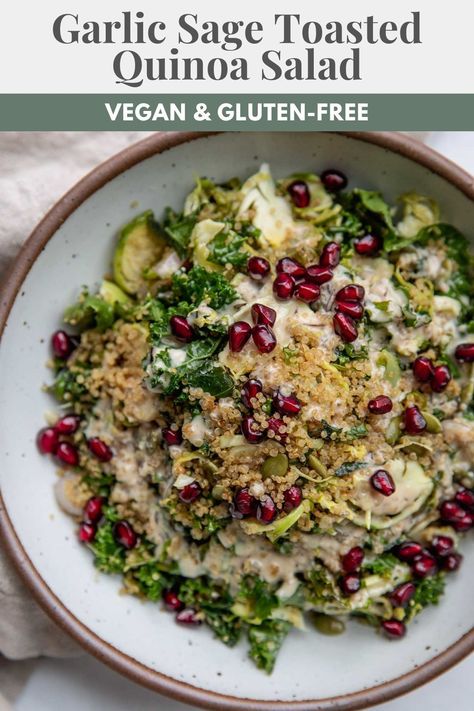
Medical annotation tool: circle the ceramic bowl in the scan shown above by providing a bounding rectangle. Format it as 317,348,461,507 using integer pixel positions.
0,132,473,710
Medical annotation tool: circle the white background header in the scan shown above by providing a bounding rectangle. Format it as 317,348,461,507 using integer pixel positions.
2,0,473,94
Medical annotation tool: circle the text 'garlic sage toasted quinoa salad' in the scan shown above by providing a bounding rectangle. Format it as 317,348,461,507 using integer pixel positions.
38,165,474,673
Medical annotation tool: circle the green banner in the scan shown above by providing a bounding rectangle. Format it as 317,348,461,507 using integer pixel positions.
0,94,473,130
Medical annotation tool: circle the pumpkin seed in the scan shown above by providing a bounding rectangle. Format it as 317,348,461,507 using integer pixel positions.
421,411,442,434
261,452,289,477
311,613,346,636
386,416,401,445
308,454,328,477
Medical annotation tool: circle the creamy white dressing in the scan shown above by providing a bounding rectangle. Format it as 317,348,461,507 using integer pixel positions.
350,460,432,517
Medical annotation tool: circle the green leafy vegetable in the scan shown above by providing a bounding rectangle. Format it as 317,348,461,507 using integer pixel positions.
64,291,116,332
334,461,367,477
247,620,291,674
172,265,238,310
51,366,89,403
345,424,368,441
412,573,445,608
334,343,368,366
180,577,242,646
238,576,279,621
363,553,399,577
90,522,126,574
161,208,197,257
207,226,249,268
131,562,171,601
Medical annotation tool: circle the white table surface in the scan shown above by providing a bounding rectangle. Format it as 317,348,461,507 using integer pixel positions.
13,131,474,710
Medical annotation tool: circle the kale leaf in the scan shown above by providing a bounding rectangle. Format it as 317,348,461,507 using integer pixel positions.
207,227,249,269
179,577,242,646
345,424,368,441
154,338,234,398
131,562,171,601
363,553,399,577
90,521,126,574
51,366,89,403
247,620,291,674
413,573,445,607
160,208,197,257
238,576,279,621
334,461,367,477
334,343,368,366
64,291,116,332
172,266,238,310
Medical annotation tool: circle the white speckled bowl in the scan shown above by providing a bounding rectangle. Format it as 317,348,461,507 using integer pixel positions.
0,132,473,710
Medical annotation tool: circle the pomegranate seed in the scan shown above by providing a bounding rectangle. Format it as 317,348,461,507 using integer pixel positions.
251,303,276,327
452,511,474,532
283,486,303,512
455,487,474,510
339,573,360,596
305,265,333,285
368,395,393,415
431,535,454,558
176,608,201,625
455,343,474,363
163,590,184,612
241,415,265,444
88,437,113,462
247,256,270,281
252,324,277,353
354,234,382,256
389,582,416,608
395,541,423,561
439,500,466,525
273,273,296,300
381,620,406,639
114,520,137,549
162,427,182,446
403,406,427,435
51,330,75,359
179,482,202,504
228,321,252,352
333,312,358,343
276,257,306,279
431,364,451,393
371,469,396,497
412,552,437,578
336,300,364,320
83,496,105,524
169,315,193,343
441,553,463,572
273,390,302,417
241,379,263,409
320,242,341,268
78,522,96,543
37,427,59,455
321,169,347,192
233,488,257,517
412,356,435,383
55,414,81,435
341,546,364,573
295,281,320,303
287,180,311,208
267,416,288,443
56,442,79,467
256,495,277,524
336,284,365,302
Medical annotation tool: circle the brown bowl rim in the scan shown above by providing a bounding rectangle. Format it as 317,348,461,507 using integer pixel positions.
0,130,473,710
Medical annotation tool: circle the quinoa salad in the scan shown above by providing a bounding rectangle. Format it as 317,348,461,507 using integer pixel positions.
38,165,474,673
